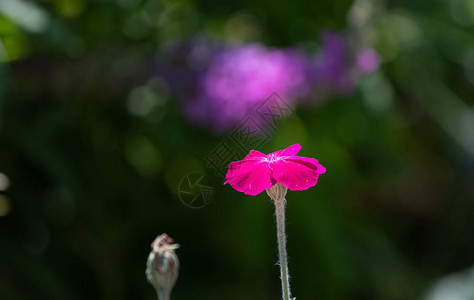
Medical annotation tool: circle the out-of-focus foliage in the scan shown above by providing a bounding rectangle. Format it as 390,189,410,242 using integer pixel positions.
0,0,474,299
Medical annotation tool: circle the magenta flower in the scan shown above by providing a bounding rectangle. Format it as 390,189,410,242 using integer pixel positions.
225,144,326,300
225,144,326,195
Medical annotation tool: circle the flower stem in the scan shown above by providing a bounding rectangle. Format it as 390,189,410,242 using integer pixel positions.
274,197,292,300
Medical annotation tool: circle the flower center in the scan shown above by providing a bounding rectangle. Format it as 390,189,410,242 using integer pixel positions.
268,154,279,162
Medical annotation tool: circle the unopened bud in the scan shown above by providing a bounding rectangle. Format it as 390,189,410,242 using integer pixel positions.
146,233,180,300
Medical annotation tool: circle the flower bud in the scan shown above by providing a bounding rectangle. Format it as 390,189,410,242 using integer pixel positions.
146,233,179,300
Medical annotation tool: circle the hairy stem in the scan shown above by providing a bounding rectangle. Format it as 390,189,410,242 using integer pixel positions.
274,197,292,300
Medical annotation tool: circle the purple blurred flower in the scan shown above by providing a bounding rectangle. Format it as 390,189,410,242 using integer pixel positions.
309,31,380,98
185,43,310,133
156,32,380,134
310,31,354,96
356,48,380,74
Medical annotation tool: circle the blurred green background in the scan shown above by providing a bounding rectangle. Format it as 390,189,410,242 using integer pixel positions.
1,0,474,299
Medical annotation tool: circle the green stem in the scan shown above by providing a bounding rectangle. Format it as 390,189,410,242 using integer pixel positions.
274,197,292,300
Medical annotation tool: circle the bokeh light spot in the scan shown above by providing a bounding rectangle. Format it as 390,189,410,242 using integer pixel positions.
0,0,50,33
125,135,162,177
123,10,151,40
225,13,261,44
361,72,394,113
127,83,168,118
0,172,10,191
0,195,12,217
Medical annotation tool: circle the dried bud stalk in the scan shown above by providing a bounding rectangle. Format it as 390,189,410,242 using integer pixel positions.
146,233,180,300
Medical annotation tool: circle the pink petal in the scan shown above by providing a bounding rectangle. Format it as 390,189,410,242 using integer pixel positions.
269,144,302,158
225,159,273,195
244,150,267,160
271,156,326,191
